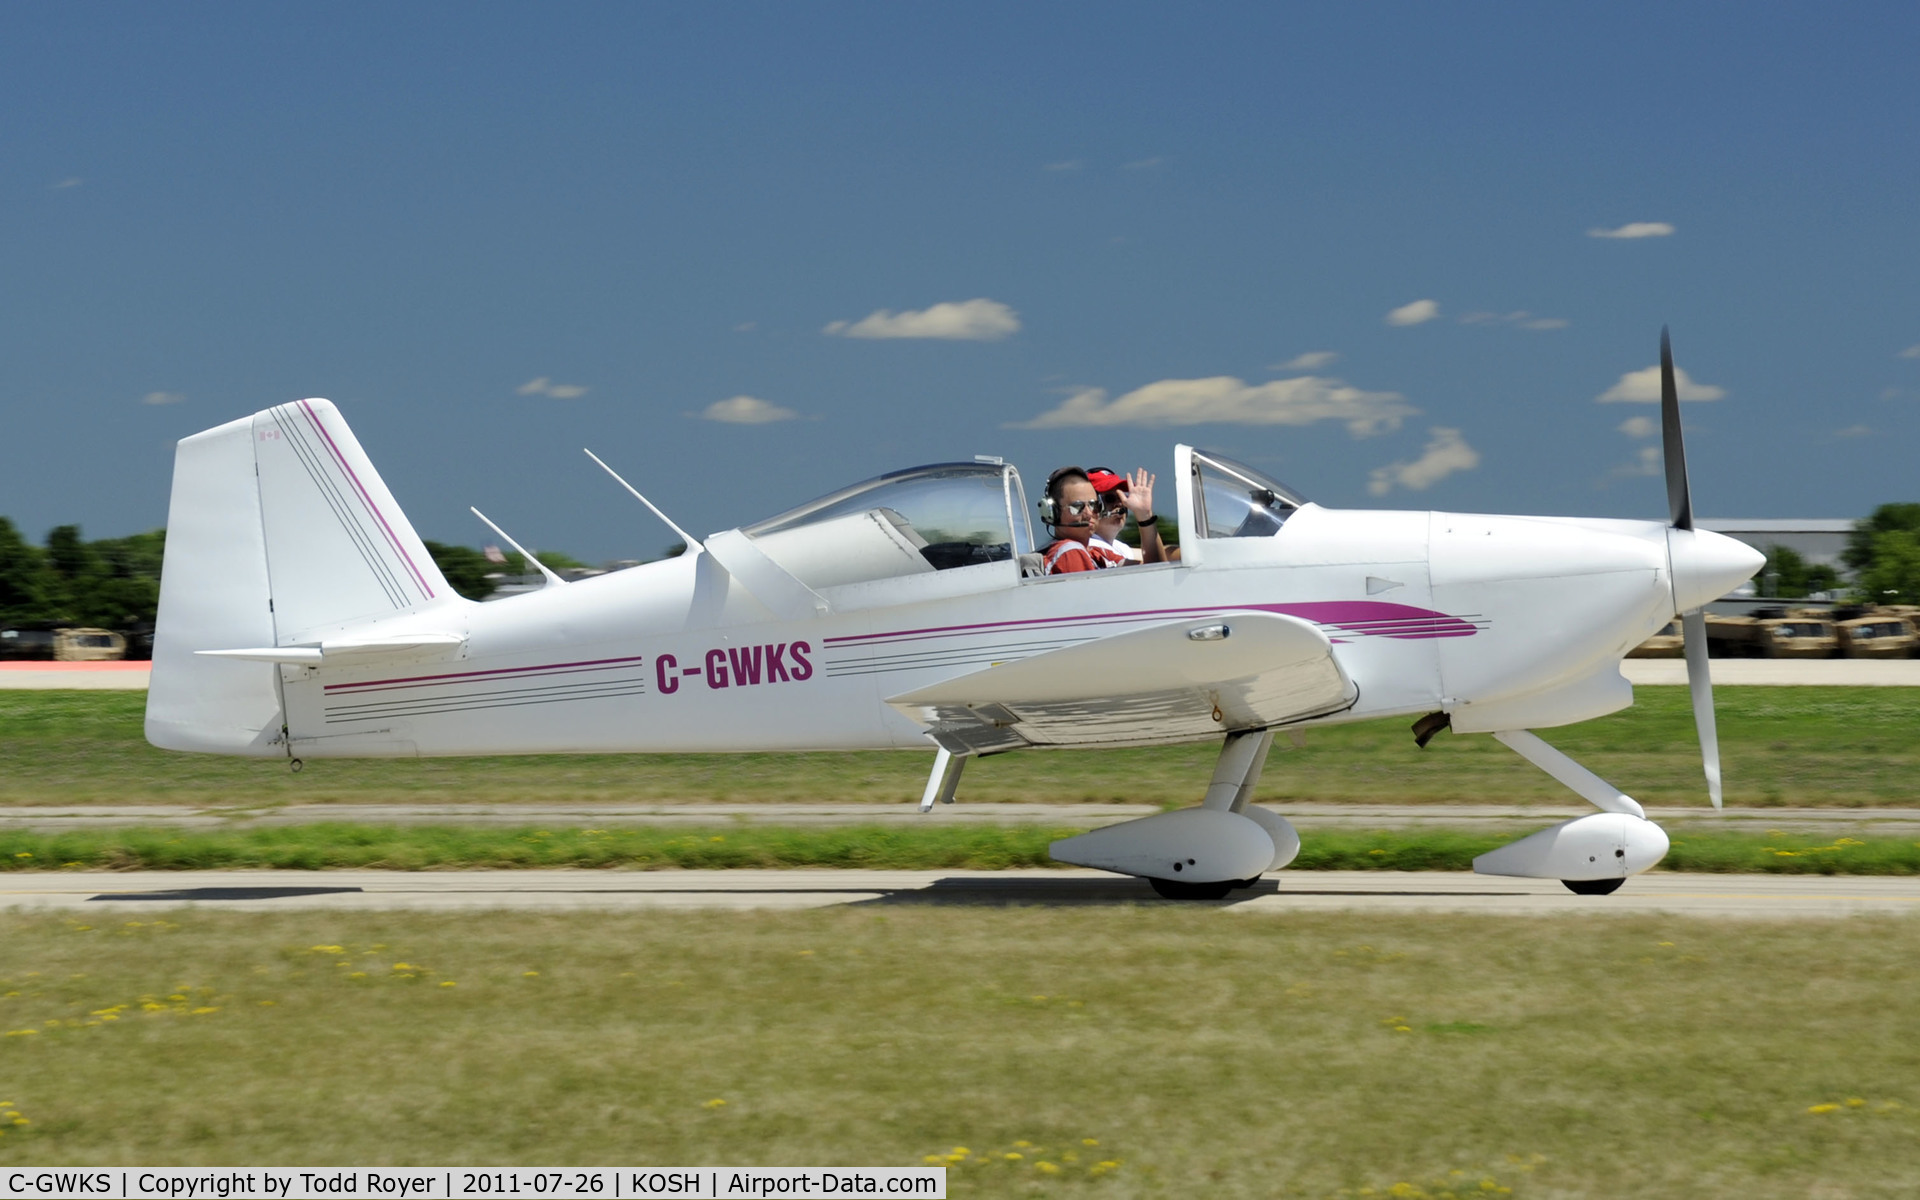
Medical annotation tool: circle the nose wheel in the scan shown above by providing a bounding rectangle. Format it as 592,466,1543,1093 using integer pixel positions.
1562,877,1625,896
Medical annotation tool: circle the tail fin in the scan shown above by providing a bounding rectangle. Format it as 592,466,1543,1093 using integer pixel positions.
146,399,453,754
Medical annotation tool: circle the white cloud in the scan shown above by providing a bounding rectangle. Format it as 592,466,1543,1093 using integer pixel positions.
1277,351,1339,371
51,177,82,190
824,298,1020,341
1042,159,1085,172
1617,415,1658,438
1386,299,1440,327
1587,222,1676,239
1010,375,1415,437
1123,157,1165,170
1610,446,1664,478
1595,365,1725,403
1899,344,1920,359
1833,424,1873,439
1367,427,1480,496
733,322,757,332
1458,310,1569,331
517,377,588,399
698,395,798,425
140,391,184,406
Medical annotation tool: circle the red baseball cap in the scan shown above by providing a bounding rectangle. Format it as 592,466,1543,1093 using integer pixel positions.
1086,468,1129,495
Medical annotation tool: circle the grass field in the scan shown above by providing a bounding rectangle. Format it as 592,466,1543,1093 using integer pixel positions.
6,822,1920,875
3,688,1918,810
1,907,1917,1197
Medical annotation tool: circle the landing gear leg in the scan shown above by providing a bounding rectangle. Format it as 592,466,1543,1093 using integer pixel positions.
1200,729,1275,813
1144,729,1281,898
918,746,966,812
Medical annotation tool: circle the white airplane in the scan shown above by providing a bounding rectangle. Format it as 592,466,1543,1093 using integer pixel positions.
146,332,1761,899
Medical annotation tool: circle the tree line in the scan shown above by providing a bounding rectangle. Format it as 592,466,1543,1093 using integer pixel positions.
1762,503,1920,604
0,519,583,634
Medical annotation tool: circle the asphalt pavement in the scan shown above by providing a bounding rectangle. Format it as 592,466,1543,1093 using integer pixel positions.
5,867,1917,918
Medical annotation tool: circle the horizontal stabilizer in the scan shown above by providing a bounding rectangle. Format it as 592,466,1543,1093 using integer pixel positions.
197,633,466,667
887,612,1354,751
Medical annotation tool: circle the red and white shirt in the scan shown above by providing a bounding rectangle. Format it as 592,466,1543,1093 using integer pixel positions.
1089,533,1143,566
1042,539,1103,574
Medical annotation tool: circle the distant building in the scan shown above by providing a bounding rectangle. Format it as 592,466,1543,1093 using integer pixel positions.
1697,519,1855,573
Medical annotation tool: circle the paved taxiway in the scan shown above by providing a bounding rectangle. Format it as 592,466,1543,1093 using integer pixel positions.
5,868,1918,918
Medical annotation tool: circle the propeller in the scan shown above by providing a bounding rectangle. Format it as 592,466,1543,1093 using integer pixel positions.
1660,327,1724,809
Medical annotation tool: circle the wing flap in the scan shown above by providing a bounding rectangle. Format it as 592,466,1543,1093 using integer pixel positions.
886,612,1354,751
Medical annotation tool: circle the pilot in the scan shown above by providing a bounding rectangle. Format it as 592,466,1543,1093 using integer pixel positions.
1086,467,1167,566
1038,466,1105,573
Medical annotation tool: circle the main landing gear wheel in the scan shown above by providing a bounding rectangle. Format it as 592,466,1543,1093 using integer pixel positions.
1149,877,1239,901
1562,877,1626,896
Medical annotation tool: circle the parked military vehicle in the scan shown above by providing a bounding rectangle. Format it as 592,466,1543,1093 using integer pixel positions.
1704,609,1841,658
0,628,128,661
54,628,127,661
1837,611,1918,658
0,630,56,660
1763,615,1842,658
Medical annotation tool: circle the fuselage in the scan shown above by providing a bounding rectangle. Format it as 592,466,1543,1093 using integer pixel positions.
272,503,1707,759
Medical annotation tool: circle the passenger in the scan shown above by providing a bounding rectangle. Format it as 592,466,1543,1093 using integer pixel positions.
1086,467,1167,566
1038,466,1104,573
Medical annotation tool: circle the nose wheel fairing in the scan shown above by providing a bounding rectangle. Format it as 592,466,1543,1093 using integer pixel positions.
1471,729,1673,890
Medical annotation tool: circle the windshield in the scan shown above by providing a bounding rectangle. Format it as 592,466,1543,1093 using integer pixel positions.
745,462,1029,577
1190,451,1307,539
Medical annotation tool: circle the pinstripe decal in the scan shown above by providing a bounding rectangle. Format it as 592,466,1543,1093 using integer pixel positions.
269,403,409,608
297,400,435,600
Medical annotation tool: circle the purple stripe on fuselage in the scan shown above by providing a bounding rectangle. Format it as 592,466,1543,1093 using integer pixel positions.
825,600,1479,649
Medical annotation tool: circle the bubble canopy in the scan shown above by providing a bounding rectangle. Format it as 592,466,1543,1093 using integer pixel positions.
1188,450,1309,539
743,462,1034,581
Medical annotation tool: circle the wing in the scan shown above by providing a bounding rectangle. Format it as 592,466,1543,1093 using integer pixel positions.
885,611,1356,752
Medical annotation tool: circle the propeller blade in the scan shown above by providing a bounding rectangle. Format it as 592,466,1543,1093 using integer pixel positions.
1682,609,1722,809
1661,327,1693,531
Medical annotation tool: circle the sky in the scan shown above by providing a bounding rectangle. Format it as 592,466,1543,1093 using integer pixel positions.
5,3,1918,563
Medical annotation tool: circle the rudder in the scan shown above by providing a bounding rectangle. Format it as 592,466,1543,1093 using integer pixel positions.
252,398,449,641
